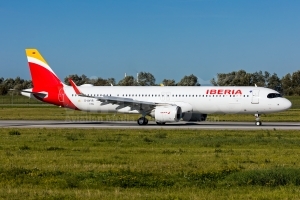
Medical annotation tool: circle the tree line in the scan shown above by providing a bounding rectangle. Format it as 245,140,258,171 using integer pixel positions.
0,70,299,95
64,73,200,87
211,70,300,95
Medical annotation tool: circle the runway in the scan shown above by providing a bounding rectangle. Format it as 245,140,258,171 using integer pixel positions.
0,120,300,130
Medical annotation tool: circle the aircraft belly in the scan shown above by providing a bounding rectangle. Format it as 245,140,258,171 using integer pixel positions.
194,99,220,114
196,98,244,114
76,102,118,113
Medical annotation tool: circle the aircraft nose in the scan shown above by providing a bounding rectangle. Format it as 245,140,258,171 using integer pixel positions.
285,99,292,109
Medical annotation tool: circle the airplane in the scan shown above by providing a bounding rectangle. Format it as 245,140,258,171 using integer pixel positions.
21,49,292,126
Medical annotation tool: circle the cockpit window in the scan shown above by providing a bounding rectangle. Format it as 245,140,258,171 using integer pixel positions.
267,93,282,98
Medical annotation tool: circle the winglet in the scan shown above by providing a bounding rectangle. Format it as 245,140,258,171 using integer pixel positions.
69,79,82,95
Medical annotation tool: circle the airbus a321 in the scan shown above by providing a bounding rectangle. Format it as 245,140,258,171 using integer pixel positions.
21,49,292,126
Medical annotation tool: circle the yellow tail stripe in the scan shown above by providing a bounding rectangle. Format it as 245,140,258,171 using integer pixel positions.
25,49,48,65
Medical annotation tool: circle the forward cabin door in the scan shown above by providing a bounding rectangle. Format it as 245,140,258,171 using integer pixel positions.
251,89,260,104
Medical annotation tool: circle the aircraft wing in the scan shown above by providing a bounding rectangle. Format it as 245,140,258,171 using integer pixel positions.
69,79,169,110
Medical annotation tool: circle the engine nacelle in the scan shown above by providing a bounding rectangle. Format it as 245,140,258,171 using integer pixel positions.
182,113,207,122
151,106,182,122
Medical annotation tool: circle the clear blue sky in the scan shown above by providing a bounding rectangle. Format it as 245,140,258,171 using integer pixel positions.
1,0,299,84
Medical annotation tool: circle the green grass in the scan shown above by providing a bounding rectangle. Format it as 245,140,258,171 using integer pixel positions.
1,128,300,199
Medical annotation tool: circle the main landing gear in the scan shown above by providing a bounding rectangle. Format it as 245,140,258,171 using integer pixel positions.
137,117,148,125
255,114,262,126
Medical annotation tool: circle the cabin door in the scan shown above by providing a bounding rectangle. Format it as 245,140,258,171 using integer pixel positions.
251,90,260,104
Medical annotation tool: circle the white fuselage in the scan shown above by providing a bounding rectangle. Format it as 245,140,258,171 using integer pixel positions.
62,86,291,115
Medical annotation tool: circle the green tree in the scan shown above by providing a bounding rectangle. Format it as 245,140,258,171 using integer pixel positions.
137,72,156,86
0,84,8,95
91,77,108,86
280,74,292,95
177,74,200,86
64,74,88,86
291,70,300,95
232,70,252,86
3,78,15,90
267,73,281,92
250,71,267,87
90,77,116,86
118,76,136,86
162,79,176,86
107,78,116,86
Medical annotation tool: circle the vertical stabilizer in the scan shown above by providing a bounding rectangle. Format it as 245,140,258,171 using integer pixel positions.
25,49,62,90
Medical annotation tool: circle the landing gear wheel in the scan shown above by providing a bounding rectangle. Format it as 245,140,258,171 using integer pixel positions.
254,114,262,126
156,122,166,125
143,118,148,125
137,117,148,125
255,121,262,126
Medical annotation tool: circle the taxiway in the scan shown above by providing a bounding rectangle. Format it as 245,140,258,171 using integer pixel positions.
0,120,299,130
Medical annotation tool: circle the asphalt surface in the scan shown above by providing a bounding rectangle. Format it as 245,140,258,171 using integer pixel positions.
0,120,300,130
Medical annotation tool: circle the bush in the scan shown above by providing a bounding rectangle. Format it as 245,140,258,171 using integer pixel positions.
46,147,65,151
19,144,30,150
225,168,300,187
8,130,21,135
155,132,167,139
143,137,154,143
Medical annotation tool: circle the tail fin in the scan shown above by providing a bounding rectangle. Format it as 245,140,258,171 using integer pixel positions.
25,49,62,90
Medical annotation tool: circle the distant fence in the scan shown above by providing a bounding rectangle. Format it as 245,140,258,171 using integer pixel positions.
0,95,44,105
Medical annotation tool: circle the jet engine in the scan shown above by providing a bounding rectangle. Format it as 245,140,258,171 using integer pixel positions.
151,106,182,122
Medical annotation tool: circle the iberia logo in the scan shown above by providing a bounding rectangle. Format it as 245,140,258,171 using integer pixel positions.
206,89,242,95
160,111,171,114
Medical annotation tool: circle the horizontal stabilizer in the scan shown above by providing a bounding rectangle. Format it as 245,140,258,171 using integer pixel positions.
21,89,48,98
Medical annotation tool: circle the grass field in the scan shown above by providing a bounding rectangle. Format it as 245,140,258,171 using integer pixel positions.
1,128,300,199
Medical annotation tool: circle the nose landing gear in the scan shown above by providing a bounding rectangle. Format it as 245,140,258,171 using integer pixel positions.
255,114,262,126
